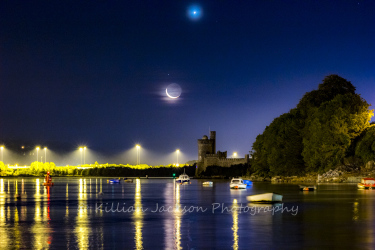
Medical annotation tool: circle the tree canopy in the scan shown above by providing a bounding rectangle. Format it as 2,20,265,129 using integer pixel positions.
252,75,373,176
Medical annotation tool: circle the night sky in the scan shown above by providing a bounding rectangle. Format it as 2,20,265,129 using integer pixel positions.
0,1,374,165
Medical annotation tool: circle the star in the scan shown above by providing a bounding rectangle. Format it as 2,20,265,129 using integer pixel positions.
187,5,202,20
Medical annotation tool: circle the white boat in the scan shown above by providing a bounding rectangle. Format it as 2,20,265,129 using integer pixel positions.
176,169,190,184
203,181,213,186
230,178,247,189
246,193,283,203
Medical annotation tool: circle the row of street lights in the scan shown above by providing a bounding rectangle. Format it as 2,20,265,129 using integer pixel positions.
35,147,48,163
135,145,180,166
0,145,183,166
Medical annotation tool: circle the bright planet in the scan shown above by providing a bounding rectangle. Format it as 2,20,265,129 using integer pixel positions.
166,83,182,99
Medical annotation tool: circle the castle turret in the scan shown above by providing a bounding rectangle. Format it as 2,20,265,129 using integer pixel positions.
210,131,216,153
197,132,216,175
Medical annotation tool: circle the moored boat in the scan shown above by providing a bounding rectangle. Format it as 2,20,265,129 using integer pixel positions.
203,181,213,186
176,169,190,184
243,179,253,187
124,178,133,183
230,178,247,189
357,178,375,189
299,185,316,191
107,179,120,184
246,193,283,203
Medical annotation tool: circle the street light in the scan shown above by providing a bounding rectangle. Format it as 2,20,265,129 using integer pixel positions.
36,147,40,168
0,146,3,163
176,149,180,166
136,145,141,165
84,147,87,165
79,147,83,165
233,152,237,158
44,147,47,163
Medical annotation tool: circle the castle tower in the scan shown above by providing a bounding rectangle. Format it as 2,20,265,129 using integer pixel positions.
197,131,216,175
210,131,216,154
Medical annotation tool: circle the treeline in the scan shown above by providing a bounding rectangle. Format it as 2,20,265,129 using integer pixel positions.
200,164,249,178
79,165,196,177
0,161,192,177
252,75,374,177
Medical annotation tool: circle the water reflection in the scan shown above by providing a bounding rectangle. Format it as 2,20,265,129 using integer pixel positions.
75,178,91,249
32,179,51,249
232,199,239,250
353,201,359,221
174,183,182,250
0,178,8,247
133,178,143,249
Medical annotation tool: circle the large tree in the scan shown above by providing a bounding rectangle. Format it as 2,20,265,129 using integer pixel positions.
251,75,373,176
302,93,372,172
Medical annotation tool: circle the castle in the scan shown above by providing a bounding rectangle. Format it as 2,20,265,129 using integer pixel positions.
196,131,250,175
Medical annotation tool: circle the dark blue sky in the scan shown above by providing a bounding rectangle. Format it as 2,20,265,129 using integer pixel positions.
0,1,374,164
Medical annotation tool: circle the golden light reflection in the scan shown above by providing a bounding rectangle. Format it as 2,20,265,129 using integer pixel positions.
13,206,21,248
133,178,143,250
65,183,69,220
0,178,8,247
353,201,359,221
174,183,182,250
232,199,239,250
75,178,91,249
15,180,18,196
35,179,40,198
32,178,50,249
0,179,4,194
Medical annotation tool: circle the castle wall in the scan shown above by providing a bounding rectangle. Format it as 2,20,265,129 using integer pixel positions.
204,157,249,169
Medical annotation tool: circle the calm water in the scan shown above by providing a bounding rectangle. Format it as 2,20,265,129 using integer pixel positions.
0,177,374,249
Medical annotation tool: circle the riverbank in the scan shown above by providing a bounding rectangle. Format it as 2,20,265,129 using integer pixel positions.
245,166,375,183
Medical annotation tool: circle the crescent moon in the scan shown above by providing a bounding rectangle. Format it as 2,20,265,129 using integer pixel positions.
166,88,180,99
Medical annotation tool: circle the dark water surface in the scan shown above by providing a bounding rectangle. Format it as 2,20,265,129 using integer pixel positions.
0,177,374,249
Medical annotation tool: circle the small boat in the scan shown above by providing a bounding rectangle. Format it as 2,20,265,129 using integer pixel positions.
357,178,375,189
247,193,283,203
124,178,133,183
230,178,247,189
243,179,253,187
176,169,190,184
299,185,316,191
202,181,213,186
107,179,120,184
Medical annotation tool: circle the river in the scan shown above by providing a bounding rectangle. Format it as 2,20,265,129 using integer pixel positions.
0,177,374,249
